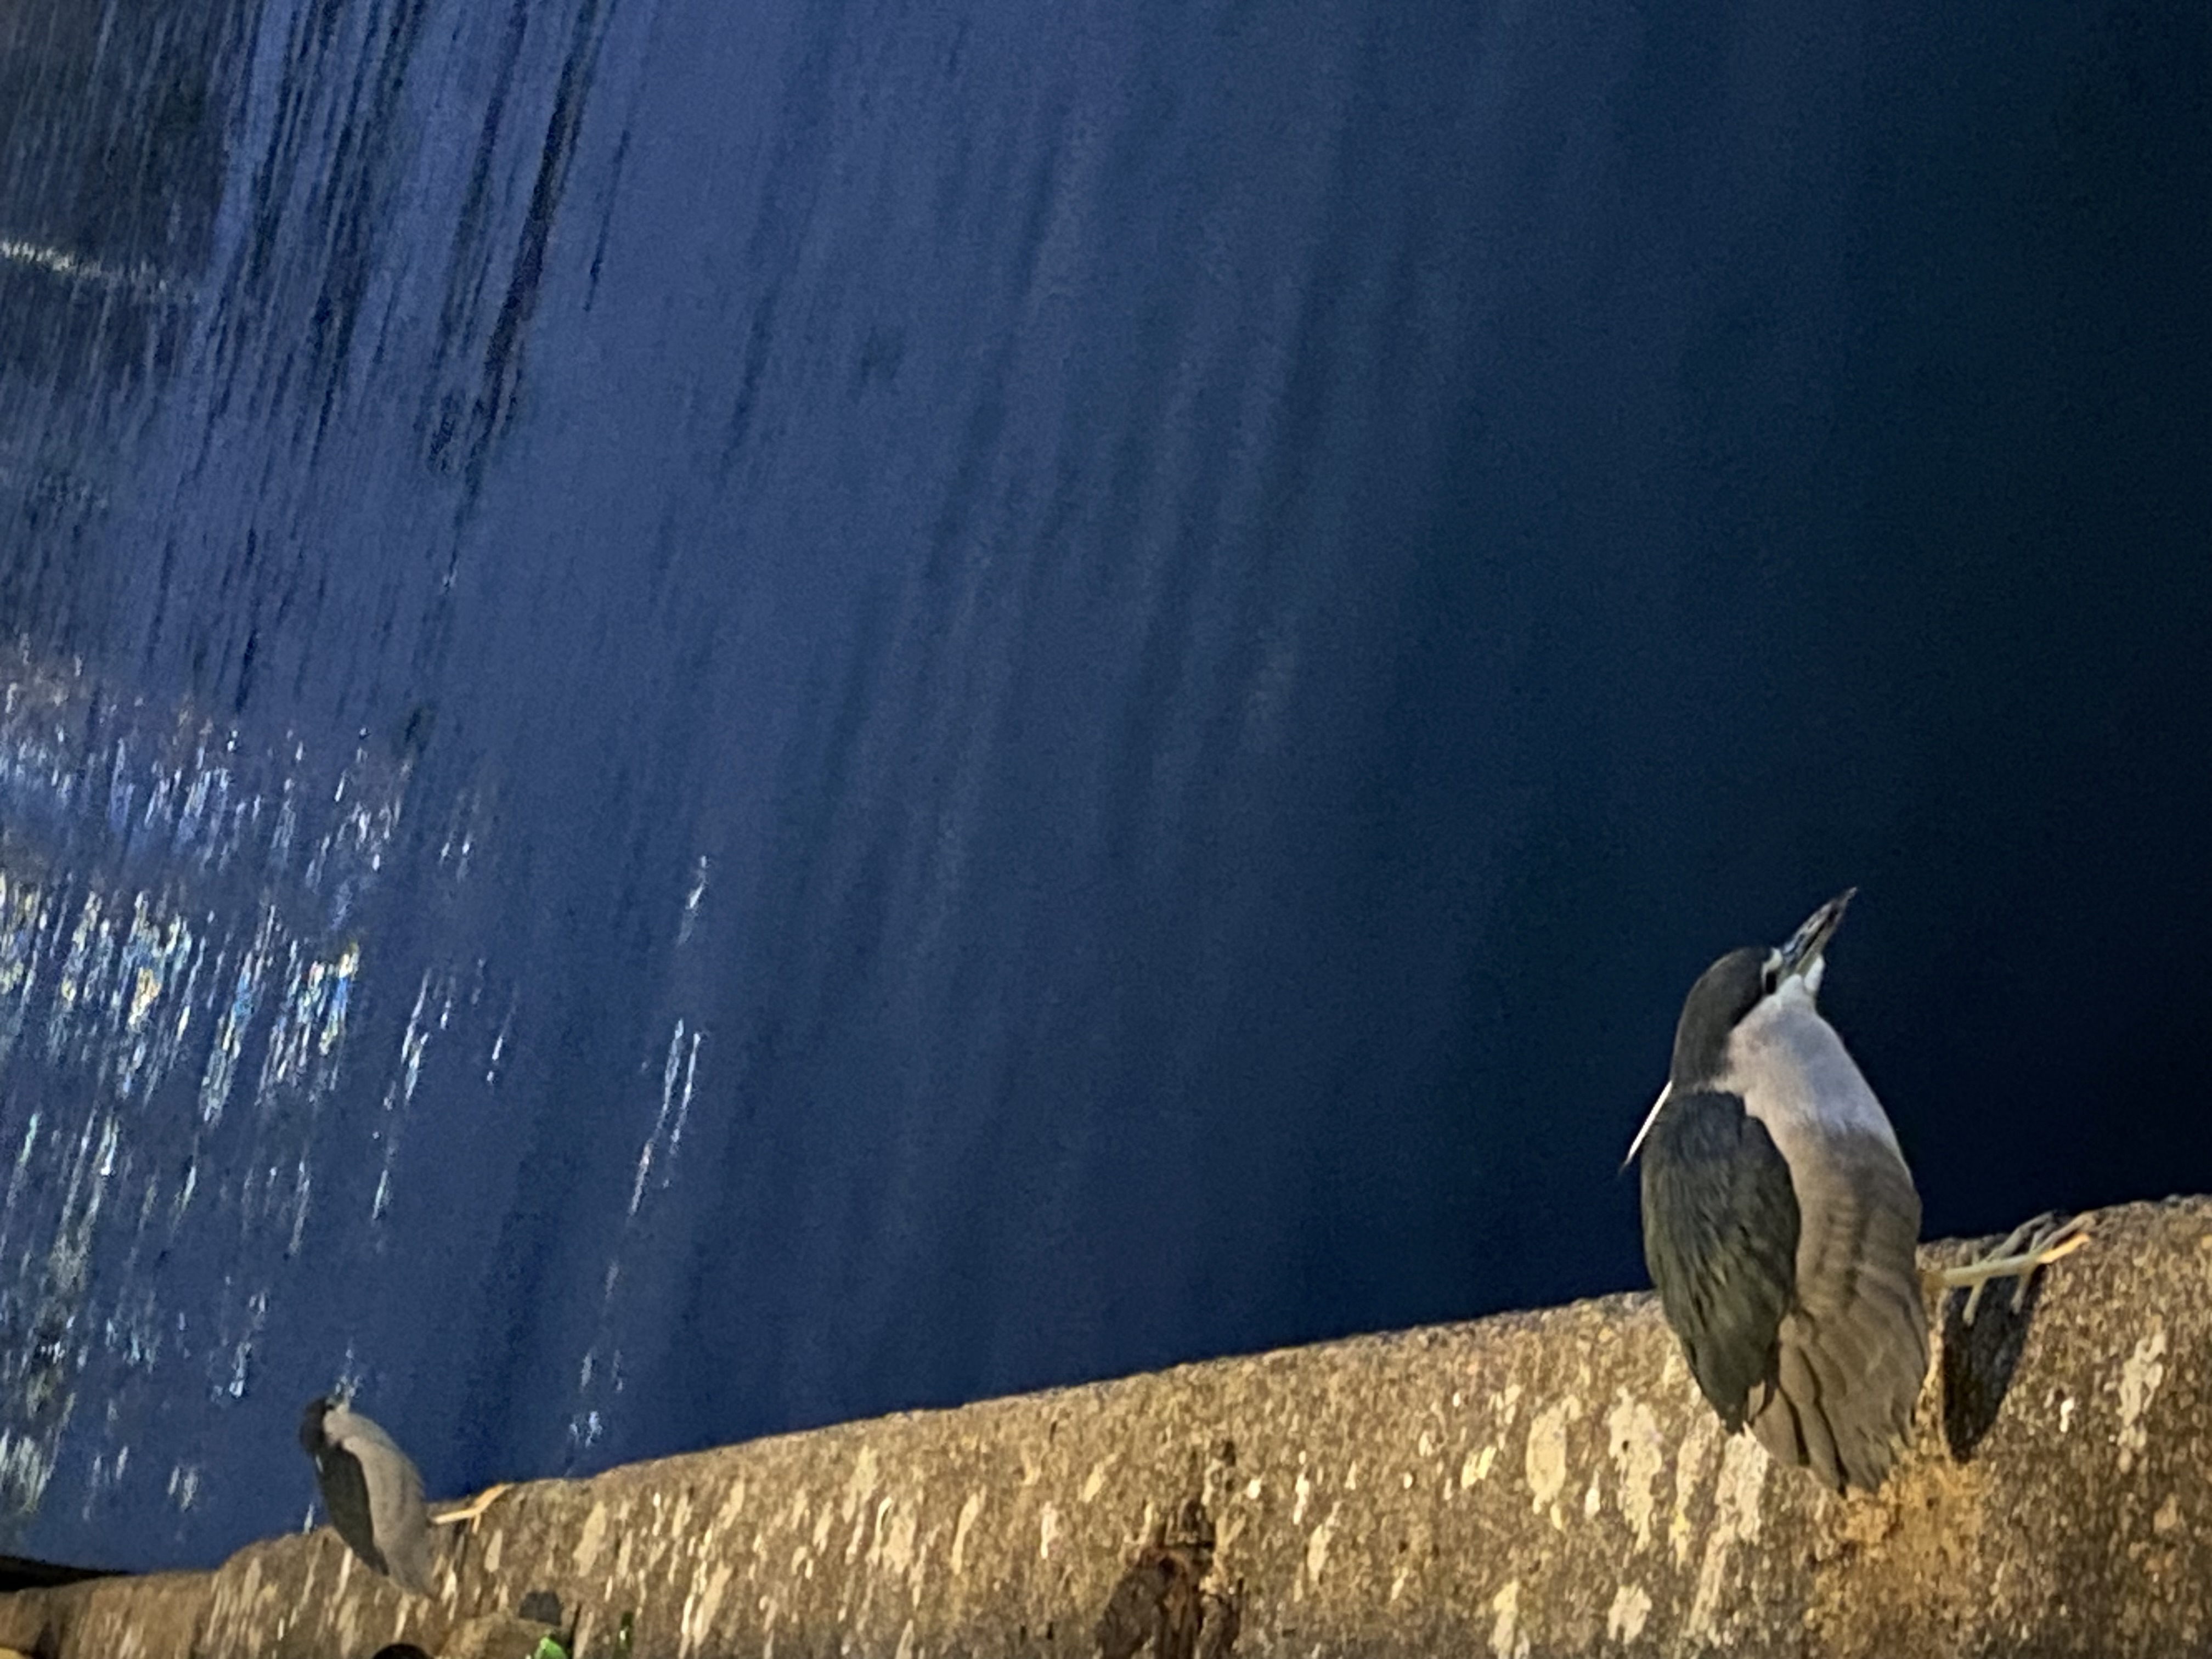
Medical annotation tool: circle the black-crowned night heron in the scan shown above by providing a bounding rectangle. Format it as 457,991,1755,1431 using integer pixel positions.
300,1397,435,1593
300,1397,512,1596
1626,890,2086,1491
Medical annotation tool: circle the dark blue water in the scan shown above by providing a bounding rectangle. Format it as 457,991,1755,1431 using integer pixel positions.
1,0,2206,1571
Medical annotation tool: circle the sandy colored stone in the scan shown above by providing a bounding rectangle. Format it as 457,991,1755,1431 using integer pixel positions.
3,1197,2207,1658
439,1610,564,1658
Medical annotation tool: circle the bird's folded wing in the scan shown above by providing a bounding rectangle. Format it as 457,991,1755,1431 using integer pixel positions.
334,1417,435,1593
1751,1125,1926,1491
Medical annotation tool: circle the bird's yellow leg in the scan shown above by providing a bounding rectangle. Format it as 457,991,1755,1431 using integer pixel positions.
432,1483,514,1532
1939,1212,2091,1324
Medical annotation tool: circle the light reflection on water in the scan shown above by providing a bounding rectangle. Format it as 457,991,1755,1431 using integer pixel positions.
2,0,727,1564
0,638,713,1550
0,645,397,1530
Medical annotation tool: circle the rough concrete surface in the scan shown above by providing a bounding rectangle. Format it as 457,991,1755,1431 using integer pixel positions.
3,1197,2208,1659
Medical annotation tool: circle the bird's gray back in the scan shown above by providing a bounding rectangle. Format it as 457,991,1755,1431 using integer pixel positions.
322,1405,434,1594
312,1436,383,1576
1639,1088,1799,1430
1722,986,1926,1490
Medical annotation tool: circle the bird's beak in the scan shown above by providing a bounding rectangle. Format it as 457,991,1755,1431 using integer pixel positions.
1774,887,1855,981
1622,1080,1672,1169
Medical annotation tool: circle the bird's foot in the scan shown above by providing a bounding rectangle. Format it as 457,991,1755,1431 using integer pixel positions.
432,1482,514,1533
1939,1211,2091,1324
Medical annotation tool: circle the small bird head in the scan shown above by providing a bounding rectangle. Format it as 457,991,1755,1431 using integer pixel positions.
299,1396,336,1457
1624,888,1857,1163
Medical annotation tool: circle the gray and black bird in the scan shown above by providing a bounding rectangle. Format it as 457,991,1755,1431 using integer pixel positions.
1626,890,1928,1492
300,1396,435,1594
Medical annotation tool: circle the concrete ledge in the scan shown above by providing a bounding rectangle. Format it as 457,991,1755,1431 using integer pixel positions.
4,1197,2208,1658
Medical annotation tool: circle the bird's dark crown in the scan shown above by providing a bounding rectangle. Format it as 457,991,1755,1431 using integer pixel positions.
1669,946,1768,1088
298,1396,335,1456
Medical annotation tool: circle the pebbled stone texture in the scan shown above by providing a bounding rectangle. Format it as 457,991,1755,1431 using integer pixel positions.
2,1197,2207,1658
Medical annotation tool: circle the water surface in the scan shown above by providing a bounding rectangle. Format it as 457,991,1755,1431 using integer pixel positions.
1,0,2207,1570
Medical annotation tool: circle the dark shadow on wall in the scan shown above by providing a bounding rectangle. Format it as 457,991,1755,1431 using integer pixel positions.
0,1551,118,1593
